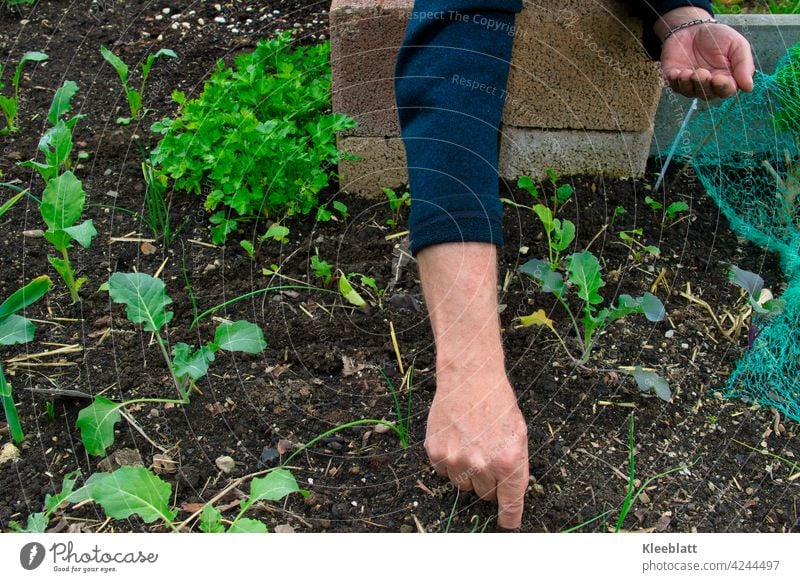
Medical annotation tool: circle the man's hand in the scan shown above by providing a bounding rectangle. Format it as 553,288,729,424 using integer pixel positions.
657,7,755,100
426,358,529,530
417,242,529,530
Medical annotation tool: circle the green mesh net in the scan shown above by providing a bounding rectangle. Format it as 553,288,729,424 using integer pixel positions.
662,43,800,422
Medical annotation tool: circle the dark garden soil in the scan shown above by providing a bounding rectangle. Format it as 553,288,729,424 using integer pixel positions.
1,1,798,534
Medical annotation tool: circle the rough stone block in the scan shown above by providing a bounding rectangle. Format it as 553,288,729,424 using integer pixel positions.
330,0,412,137
499,125,654,180
337,136,408,197
503,1,662,131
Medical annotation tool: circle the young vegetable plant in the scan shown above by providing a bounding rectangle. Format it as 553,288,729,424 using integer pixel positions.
609,205,626,229
618,229,660,263
338,271,384,308
100,46,177,125
0,51,48,134
665,200,690,224
40,171,97,303
310,255,332,287
76,272,267,456
728,265,785,348
19,80,83,182
545,167,574,215
316,200,349,222
11,465,305,533
518,251,667,379
0,276,52,442
383,187,410,226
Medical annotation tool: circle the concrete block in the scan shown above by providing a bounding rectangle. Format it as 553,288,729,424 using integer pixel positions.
337,125,653,196
651,14,800,156
500,125,654,180
504,1,662,132
330,0,411,137
337,136,408,197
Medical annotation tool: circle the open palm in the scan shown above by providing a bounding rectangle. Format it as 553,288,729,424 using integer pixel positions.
661,24,755,100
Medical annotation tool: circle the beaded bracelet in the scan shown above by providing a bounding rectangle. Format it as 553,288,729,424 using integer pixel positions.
662,17,719,42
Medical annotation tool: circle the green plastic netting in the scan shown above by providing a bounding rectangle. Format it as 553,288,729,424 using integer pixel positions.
663,43,800,422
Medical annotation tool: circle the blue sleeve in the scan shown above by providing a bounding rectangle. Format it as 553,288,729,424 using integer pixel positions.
394,0,712,256
394,0,523,256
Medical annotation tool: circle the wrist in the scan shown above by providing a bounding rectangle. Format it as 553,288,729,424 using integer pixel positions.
654,6,714,42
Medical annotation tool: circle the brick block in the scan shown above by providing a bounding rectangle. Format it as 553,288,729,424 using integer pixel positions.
337,125,652,197
503,1,662,131
337,136,408,197
499,125,653,180
330,0,412,137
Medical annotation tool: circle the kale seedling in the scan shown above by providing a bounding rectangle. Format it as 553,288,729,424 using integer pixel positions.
533,203,576,271
610,205,626,229
100,46,177,125
728,265,785,347
11,465,306,533
310,255,332,287
618,229,660,263
40,171,97,303
383,187,410,226
76,272,267,456
0,51,48,134
19,80,84,182
545,167,575,215
0,276,52,442
519,251,666,367
316,200,349,222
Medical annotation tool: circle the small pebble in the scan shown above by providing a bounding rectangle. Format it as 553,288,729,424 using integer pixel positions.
215,455,236,474
214,16,226,24
680,342,689,349
665,330,675,338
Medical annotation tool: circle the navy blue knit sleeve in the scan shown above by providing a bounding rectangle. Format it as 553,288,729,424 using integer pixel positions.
394,0,523,256
635,1,714,60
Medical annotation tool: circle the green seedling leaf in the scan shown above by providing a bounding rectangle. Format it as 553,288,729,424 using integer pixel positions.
0,314,34,345
532,204,554,233
665,201,689,219
332,200,349,219
100,46,129,85
87,466,178,524
13,52,48,92
213,320,266,354
11,513,49,533
629,367,671,402
172,343,216,381
555,183,574,204
141,49,178,86
41,171,85,232
262,223,289,243
228,518,268,533
607,293,665,324
240,240,255,258
520,259,565,296
63,219,97,248
517,175,540,198
0,191,24,219
108,272,174,333
553,219,575,252
199,504,225,533
76,396,122,457
0,275,52,321
249,469,306,504
567,251,605,305
116,116,132,125
338,271,366,307
643,245,661,258
44,469,82,514
48,80,79,125
728,265,770,313
644,196,662,211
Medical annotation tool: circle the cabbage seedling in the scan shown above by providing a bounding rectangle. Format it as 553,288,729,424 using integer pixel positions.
0,276,52,442
19,80,83,182
76,272,267,456
519,251,666,369
40,171,97,303
0,51,48,134
100,46,177,124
